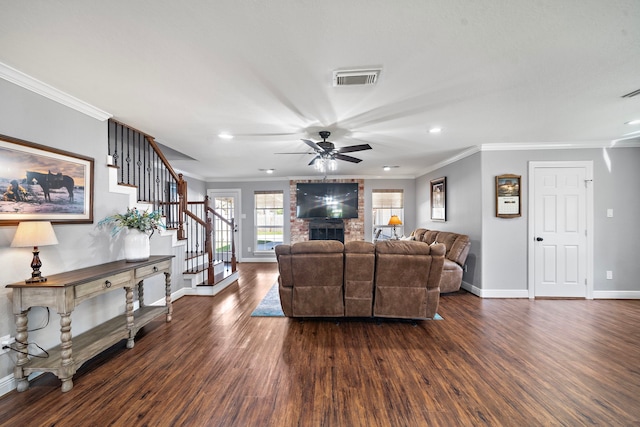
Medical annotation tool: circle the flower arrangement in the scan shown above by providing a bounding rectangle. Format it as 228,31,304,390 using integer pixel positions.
98,207,165,237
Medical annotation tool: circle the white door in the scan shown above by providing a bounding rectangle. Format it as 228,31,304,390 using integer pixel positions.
207,189,241,262
529,162,593,298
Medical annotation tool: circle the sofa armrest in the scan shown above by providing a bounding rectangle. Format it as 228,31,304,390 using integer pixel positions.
448,236,471,267
275,244,293,288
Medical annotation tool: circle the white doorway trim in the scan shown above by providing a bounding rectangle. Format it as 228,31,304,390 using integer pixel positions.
207,188,243,262
527,161,594,299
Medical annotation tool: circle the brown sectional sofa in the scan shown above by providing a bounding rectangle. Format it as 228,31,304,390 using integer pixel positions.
275,239,445,320
411,228,471,293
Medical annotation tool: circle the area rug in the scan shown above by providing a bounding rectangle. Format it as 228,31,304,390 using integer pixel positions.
251,283,443,320
251,282,285,317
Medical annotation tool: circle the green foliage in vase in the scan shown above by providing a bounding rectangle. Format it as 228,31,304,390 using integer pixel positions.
98,207,165,237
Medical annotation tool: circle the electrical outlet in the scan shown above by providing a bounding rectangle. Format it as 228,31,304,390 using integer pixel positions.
0,335,15,355
248,247,251,253
606,271,613,280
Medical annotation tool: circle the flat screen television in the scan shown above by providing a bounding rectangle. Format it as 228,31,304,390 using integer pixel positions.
296,183,359,219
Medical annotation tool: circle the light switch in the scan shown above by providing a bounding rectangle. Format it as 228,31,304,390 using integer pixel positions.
606,209,613,218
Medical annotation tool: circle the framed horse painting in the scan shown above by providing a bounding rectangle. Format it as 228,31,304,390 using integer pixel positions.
0,134,94,225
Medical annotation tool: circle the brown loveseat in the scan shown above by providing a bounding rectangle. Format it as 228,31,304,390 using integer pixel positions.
275,240,445,320
411,228,471,293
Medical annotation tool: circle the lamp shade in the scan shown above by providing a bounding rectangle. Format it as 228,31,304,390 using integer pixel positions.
388,215,402,226
11,221,59,248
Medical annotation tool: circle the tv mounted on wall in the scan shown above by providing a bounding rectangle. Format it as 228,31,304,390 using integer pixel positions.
296,183,359,219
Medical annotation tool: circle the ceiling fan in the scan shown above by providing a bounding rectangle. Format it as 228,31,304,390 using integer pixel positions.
296,131,372,171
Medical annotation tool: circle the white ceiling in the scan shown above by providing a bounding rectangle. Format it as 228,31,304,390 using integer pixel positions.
1,0,639,180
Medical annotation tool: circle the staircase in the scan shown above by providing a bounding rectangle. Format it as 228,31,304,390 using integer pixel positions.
107,119,238,294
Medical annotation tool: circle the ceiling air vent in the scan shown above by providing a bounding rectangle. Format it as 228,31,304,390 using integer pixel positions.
333,69,381,87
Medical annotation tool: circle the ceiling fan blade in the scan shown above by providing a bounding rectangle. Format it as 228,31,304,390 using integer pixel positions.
338,144,372,154
302,139,321,151
274,152,315,155
308,155,321,166
335,153,363,163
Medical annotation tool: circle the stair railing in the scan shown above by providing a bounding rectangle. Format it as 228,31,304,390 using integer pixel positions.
107,119,237,284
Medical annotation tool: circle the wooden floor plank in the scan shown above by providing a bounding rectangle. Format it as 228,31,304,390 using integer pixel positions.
0,262,639,426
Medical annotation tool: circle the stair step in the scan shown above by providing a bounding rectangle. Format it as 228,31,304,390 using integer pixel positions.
185,251,206,261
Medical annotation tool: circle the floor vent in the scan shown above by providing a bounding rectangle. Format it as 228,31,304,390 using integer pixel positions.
333,69,381,86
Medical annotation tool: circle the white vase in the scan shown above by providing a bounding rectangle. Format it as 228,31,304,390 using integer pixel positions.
124,229,150,262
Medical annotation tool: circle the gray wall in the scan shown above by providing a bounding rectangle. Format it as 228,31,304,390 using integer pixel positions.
414,146,640,294
206,180,291,260
415,152,483,288
0,79,139,381
364,179,416,241
206,178,417,259
481,147,640,293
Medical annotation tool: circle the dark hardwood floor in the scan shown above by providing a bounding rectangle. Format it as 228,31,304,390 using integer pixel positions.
1,262,639,426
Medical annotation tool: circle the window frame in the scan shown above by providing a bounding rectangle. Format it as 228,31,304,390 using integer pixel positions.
254,191,284,253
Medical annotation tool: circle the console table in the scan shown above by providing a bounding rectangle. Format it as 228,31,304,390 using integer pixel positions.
7,255,174,393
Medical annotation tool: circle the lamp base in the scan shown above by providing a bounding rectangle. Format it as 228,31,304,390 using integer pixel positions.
25,276,47,283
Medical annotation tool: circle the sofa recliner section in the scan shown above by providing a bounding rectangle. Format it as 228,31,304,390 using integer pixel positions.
344,240,376,317
412,228,470,293
373,240,445,319
276,239,445,320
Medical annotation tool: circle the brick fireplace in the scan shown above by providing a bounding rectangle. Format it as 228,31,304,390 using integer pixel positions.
289,179,365,243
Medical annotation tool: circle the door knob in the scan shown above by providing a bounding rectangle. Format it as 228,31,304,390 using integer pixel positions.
536,237,543,241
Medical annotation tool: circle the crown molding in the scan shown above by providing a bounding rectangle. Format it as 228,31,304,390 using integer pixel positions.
415,146,481,178
0,61,112,121
415,139,640,178
480,139,640,151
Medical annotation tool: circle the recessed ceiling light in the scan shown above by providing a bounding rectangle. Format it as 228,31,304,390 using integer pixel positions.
429,127,442,134
266,169,274,174
383,166,399,171
625,119,640,125
218,133,234,140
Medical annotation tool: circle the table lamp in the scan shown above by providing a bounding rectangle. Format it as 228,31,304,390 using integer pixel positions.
388,215,402,240
11,221,59,283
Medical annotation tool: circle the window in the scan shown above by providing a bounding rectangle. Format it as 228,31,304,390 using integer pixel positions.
372,190,404,240
254,191,284,252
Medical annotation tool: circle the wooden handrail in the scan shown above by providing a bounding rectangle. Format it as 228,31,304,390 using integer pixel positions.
108,119,236,284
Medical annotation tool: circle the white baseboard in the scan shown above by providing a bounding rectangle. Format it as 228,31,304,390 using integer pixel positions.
462,282,640,299
460,282,530,298
592,290,640,299
0,374,15,397
241,257,277,263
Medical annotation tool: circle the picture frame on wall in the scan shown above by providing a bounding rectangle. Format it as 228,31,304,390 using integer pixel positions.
430,177,446,221
496,174,521,218
0,134,94,225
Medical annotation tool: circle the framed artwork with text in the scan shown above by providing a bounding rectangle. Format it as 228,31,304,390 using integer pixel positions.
496,174,521,218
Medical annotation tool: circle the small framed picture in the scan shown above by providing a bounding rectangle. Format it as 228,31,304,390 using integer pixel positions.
496,174,521,218
430,177,446,221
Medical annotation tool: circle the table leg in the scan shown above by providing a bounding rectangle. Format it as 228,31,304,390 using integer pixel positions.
14,309,29,392
59,312,74,392
164,271,172,322
125,286,135,348
137,279,145,308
